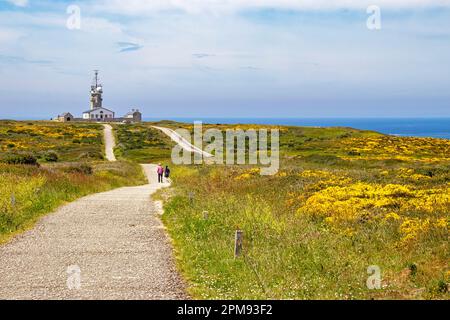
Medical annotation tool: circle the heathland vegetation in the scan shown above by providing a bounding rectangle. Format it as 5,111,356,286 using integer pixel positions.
112,123,174,163
115,123,449,300
2,120,448,299
0,121,146,243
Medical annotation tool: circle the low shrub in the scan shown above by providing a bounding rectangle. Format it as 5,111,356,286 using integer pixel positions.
63,163,93,175
77,151,104,160
302,154,345,165
43,151,59,162
2,154,39,166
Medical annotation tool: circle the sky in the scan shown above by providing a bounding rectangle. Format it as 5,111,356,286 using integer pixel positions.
0,0,449,119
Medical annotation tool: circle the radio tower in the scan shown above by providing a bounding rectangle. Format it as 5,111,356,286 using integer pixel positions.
90,70,103,110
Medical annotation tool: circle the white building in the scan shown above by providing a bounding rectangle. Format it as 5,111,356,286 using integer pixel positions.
82,107,115,121
124,109,142,122
56,112,74,122
55,71,143,122
81,71,116,121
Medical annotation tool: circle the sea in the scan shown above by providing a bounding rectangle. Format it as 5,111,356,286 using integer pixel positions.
144,118,450,140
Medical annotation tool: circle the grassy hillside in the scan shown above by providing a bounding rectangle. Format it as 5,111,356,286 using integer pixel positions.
0,121,105,162
113,123,174,163
156,124,449,299
0,121,146,244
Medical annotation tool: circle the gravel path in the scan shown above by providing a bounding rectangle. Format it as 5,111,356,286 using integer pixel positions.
103,124,117,162
0,164,187,300
152,126,213,158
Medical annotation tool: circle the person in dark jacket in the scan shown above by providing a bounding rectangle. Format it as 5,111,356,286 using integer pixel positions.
164,166,171,183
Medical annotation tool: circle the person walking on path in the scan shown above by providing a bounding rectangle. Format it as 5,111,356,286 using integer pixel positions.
164,166,171,183
157,164,164,183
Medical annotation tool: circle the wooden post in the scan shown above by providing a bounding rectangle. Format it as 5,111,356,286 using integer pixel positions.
234,230,244,258
203,211,208,220
189,192,194,204
10,194,16,207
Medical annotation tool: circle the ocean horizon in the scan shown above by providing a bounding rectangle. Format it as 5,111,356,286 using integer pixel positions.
142,117,450,140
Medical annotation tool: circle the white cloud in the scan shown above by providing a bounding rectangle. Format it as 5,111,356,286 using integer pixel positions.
7,0,28,7
81,17,124,34
0,28,22,43
92,0,450,15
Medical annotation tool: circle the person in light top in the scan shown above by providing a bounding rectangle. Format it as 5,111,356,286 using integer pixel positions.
157,164,164,183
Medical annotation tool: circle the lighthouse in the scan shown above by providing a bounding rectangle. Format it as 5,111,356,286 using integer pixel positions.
82,70,115,121
55,70,142,122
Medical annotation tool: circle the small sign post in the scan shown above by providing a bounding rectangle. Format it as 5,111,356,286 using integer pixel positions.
234,230,244,259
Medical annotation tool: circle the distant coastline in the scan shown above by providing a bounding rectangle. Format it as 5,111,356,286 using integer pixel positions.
1,117,449,139
144,117,450,140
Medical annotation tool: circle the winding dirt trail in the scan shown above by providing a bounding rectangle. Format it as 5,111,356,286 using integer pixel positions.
0,126,187,300
103,124,117,162
152,126,213,158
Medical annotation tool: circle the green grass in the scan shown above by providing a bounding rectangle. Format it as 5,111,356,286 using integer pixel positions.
0,120,105,162
0,121,147,244
4,120,447,299
113,123,174,163
157,124,449,300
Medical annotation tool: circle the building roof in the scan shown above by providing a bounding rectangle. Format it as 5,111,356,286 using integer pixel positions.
83,107,115,114
59,112,73,117
125,110,141,116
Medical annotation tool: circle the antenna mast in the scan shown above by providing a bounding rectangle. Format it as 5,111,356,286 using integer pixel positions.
94,70,99,87
90,70,103,110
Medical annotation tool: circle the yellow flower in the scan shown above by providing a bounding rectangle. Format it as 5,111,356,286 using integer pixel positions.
325,217,335,224
235,173,251,181
399,218,432,244
340,228,355,237
434,218,448,229
384,212,401,221
234,168,261,180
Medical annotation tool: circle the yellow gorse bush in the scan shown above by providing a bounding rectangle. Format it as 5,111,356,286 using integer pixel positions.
297,170,352,185
298,182,449,220
298,170,335,179
285,170,354,208
396,168,432,181
297,180,449,244
383,212,401,221
398,217,448,244
0,123,100,152
399,218,431,243
339,136,450,162
235,168,260,180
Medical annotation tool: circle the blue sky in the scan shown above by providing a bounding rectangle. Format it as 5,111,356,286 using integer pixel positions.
0,0,450,119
